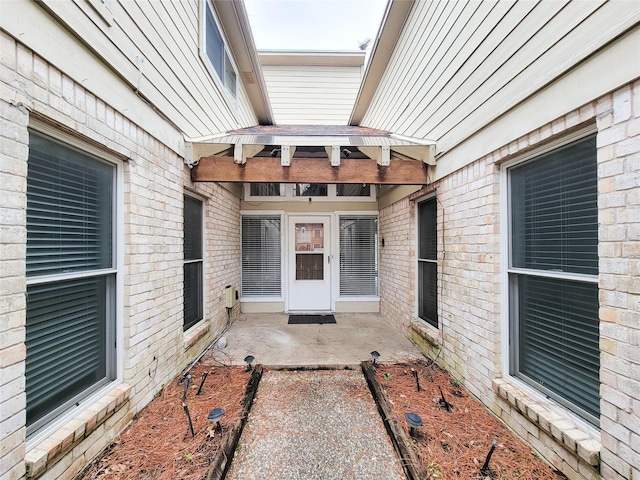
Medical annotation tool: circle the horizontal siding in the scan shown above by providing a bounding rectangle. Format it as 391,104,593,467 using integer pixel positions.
262,64,362,125
15,0,258,138
361,0,640,153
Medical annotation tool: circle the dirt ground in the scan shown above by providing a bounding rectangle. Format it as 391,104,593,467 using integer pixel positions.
76,359,252,480
376,360,567,479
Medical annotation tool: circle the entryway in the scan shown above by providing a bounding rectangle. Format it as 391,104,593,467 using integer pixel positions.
288,215,331,311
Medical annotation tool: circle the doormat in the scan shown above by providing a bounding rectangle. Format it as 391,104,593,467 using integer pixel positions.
288,314,336,325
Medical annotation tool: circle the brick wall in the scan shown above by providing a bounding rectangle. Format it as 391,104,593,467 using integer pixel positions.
0,32,241,480
379,80,639,479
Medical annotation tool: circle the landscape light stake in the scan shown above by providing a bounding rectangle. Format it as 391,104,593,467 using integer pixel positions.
180,374,192,401
405,412,423,438
182,402,195,437
196,371,209,396
370,350,380,367
438,386,453,412
411,368,421,392
480,440,498,475
208,408,225,437
244,355,255,371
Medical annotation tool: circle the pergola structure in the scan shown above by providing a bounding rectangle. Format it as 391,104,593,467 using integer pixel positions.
185,125,436,185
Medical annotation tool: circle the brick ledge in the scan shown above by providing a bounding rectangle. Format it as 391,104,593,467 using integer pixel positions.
408,320,441,347
25,383,131,478
184,321,210,350
492,378,600,467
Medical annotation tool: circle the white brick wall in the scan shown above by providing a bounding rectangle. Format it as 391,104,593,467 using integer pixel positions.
0,32,241,479
380,80,640,479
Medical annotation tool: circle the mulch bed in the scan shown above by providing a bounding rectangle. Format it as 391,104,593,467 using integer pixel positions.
370,359,567,479
76,359,256,480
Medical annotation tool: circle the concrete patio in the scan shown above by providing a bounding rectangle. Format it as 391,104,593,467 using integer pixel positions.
211,313,424,369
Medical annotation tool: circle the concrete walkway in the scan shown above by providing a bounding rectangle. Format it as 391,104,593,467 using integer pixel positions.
225,369,406,480
214,313,424,368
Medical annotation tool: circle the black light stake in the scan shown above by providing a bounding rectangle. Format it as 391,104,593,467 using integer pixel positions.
182,402,195,437
480,440,498,475
244,355,255,371
438,386,453,412
411,368,421,392
208,408,225,437
196,371,209,396
405,412,423,438
181,374,192,401
370,350,380,367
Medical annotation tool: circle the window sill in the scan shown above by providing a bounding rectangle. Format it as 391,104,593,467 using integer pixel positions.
492,378,600,467
408,319,441,348
184,321,210,350
25,383,131,478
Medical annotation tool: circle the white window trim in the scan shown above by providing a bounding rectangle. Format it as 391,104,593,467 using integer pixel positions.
499,127,599,426
183,191,207,332
26,120,124,442
199,0,239,111
243,183,377,202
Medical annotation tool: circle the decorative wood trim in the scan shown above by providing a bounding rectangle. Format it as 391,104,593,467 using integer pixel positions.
191,156,428,185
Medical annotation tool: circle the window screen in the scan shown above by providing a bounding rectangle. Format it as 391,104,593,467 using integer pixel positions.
509,134,599,424
242,216,281,296
184,195,203,330
418,198,437,327
25,130,115,434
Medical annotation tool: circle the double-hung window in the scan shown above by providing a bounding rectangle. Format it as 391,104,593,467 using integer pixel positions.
25,130,117,435
507,134,599,425
418,197,438,327
339,217,378,296
184,195,204,331
203,0,237,100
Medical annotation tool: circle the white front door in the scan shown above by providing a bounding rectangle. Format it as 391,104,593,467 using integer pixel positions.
288,216,331,311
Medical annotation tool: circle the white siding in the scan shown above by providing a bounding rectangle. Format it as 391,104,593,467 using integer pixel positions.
262,64,362,125
1,0,258,144
361,0,640,176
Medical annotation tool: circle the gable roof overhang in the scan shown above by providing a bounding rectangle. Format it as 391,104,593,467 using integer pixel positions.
185,125,435,185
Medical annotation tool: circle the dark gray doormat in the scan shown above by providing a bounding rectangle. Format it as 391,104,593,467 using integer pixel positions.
288,314,336,324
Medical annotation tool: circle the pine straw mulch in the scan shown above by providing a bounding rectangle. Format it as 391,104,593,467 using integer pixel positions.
375,359,567,479
76,358,252,480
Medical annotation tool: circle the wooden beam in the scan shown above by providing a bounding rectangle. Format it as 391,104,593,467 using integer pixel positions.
234,144,263,164
191,156,428,185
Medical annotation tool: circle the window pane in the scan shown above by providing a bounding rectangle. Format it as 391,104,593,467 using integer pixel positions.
295,223,323,251
418,198,437,260
296,254,323,280
224,52,237,97
242,216,281,296
250,183,281,196
511,135,597,275
295,183,328,196
340,217,378,296
184,196,202,261
418,261,437,327
27,131,113,276
184,262,203,330
337,184,371,196
26,276,112,429
517,275,600,421
205,3,224,77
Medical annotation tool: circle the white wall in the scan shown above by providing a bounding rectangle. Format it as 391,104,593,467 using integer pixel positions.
262,64,362,125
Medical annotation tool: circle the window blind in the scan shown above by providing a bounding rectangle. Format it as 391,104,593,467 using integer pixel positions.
418,198,437,327
242,216,281,296
517,276,600,419
184,196,203,330
339,217,378,296
26,132,113,276
511,135,598,275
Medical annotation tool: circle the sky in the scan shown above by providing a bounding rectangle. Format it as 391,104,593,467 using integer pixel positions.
244,0,388,51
